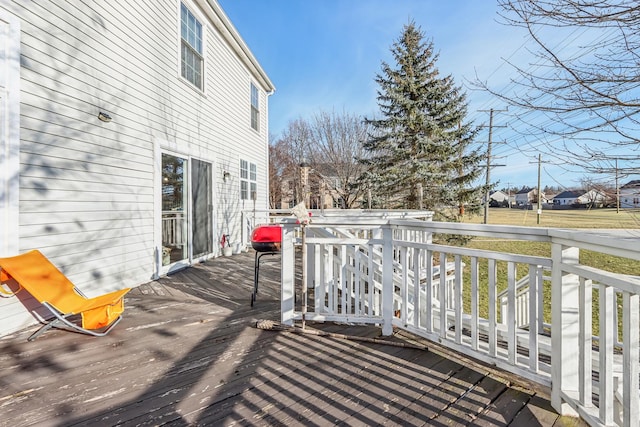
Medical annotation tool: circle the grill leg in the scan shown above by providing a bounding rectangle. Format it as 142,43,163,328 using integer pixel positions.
251,251,278,307
252,251,259,307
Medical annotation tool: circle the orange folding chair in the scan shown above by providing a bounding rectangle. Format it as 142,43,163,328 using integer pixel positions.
0,250,131,341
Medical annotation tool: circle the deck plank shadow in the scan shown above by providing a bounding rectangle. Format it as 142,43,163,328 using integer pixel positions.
0,251,585,426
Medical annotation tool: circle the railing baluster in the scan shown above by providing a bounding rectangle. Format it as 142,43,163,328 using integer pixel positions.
579,276,593,408
314,243,322,313
439,252,447,340
340,245,347,315
599,284,615,424
471,257,479,351
507,261,516,365
537,267,545,334
455,254,463,344
413,247,421,329
321,243,329,313
426,250,433,333
622,292,639,427
354,246,361,315
528,265,539,372
401,245,408,323
328,244,335,314
368,242,375,316
488,258,497,358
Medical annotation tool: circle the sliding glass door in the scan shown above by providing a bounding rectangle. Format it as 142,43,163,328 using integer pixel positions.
161,154,213,269
192,159,212,259
161,154,188,266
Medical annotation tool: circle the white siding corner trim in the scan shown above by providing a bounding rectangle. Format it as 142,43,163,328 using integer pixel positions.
0,11,20,257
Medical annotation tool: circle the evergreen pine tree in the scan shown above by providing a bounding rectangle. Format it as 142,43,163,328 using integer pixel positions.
360,21,486,220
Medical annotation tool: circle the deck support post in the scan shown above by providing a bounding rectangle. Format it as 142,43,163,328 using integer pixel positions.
281,223,296,326
381,224,394,336
551,243,580,416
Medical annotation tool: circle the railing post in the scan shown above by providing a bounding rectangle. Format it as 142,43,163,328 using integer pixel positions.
551,242,580,416
281,223,296,326
381,223,394,336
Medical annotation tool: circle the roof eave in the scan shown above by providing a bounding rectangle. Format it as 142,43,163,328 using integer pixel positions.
197,0,275,93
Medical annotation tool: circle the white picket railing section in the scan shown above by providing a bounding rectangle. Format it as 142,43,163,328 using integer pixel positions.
162,211,185,247
279,216,640,427
498,268,551,330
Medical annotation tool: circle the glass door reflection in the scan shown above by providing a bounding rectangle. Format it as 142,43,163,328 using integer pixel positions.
161,154,188,266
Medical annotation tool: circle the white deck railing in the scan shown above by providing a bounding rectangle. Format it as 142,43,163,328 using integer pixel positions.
162,211,185,247
279,217,640,427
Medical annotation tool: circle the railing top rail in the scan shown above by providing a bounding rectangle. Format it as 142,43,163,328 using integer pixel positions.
389,219,553,242
549,228,640,261
276,213,640,259
243,208,434,220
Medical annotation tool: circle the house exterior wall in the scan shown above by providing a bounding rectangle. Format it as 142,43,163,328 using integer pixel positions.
554,197,577,205
0,10,20,257
0,1,273,336
515,190,535,206
489,191,508,203
620,190,640,208
620,181,640,208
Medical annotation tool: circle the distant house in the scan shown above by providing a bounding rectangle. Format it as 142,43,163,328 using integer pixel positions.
553,189,606,208
489,190,509,207
620,180,640,208
553,190,582,206
514,188,535,206
0,1,274,337
276,162,365,210
490,190,508,203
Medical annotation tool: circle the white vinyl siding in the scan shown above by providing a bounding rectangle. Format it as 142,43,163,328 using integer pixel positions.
0,0,272,337
0,10,20,258
0,10,23,334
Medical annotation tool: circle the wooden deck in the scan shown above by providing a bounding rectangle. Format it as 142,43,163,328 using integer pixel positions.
0,251,586,426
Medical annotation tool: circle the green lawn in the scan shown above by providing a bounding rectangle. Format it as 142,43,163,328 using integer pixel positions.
464,207,640,229
450,208,639,332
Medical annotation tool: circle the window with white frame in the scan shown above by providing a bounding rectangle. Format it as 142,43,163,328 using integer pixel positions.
240,160,257,200
180,3,203,90
250,83,259,131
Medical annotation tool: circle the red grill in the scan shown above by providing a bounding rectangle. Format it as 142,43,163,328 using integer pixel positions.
250,224,282,307
251,224,282,253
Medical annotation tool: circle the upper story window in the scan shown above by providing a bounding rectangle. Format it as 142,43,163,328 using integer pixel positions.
180,3,203,90
250,83,260,131
240,160,257,200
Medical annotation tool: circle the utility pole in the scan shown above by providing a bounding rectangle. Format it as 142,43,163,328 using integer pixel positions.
616,158,620,214
536,154,542,224
528,154,547,224
479,108,506,224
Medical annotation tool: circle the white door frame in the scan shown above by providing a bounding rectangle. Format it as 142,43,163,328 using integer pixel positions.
153,141,217,278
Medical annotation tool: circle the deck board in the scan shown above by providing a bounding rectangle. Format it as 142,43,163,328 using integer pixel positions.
0,251,586,426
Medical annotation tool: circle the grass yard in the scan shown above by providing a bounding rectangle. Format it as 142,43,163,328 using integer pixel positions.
460,207,640,276
445,208,640,333
464,207,640,229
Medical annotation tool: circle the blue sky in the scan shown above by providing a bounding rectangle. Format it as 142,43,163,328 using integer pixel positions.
217,0,637,190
